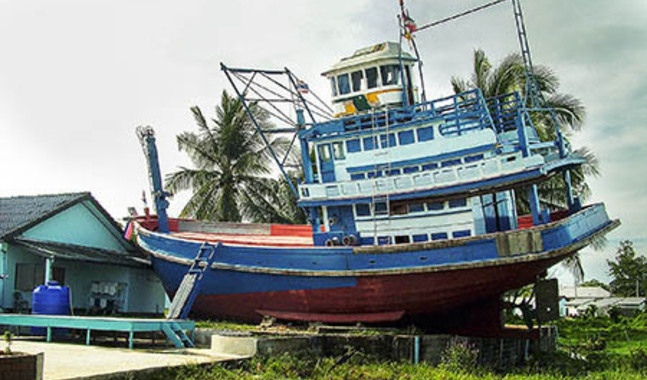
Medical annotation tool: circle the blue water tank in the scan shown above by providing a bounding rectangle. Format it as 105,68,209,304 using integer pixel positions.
31,281,71,335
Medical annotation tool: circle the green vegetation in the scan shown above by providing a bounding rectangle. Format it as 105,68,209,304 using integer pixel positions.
165,90,305,224
607,240,646,297
116,314,647,380
1,331,12,355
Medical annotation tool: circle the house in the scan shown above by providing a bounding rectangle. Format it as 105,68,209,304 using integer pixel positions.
559,286,611,317
559,285,646,317
0,192,166,315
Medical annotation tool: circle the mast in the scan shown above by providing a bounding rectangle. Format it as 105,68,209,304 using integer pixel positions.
136,125,170,233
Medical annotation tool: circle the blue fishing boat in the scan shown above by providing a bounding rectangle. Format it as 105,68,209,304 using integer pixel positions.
133,1,618,331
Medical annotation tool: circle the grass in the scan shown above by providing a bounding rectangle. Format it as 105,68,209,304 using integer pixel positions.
117,314,647,380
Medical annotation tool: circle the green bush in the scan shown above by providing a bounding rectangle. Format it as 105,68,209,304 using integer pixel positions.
438,337,480,374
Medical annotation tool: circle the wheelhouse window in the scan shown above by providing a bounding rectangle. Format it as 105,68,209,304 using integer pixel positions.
330,77,338,96
366,67,379,89
337,73,350,95
380,64,401,86
332,142,345,160
318,144,332,162
351,70,363,92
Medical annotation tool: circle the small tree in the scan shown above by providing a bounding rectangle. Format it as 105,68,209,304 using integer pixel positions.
607,240,647,297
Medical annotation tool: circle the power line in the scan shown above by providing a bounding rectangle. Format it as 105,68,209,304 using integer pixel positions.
414,0,509,33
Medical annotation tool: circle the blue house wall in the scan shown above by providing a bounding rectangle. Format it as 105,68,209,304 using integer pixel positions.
0,195,166,315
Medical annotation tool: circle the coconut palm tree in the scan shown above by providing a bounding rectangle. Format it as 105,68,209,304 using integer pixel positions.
451,49,599,214
165,90,301,223
452,49,602,282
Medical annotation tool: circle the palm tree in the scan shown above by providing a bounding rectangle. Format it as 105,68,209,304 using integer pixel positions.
452,49,602,282
451,49,599,213
165,90,302,223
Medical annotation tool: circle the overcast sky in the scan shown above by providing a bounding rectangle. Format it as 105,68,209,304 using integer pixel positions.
1,0,645,283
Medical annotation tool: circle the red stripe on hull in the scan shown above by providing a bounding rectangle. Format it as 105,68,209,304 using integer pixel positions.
188,254,564,324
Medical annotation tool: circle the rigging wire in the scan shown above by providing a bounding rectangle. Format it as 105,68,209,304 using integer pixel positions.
413,0,509,33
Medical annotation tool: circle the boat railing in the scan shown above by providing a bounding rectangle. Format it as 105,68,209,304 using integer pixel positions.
308,88,494,138
298,151,544,201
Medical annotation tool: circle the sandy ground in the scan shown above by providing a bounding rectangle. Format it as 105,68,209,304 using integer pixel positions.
13,338,238,380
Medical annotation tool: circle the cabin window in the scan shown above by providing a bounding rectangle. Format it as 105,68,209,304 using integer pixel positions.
380,133,396,148
398,130,415,145
464,154,484,163
355,203,371,217
417,126,434,142
374,202,388,214
337,73,350,95
330,77,338,96
318,144,332,162
412,234,428,242
346,138,361,153
386,168,401,176
377,236,391,245
351,70,363,92
427,202,444,211
366,67,379,89
367,171,383,178
395,235,410,244
449,198,468,208
421,162,438,171
452,230,471,238
431,232,448,241
403,166,419,174
332,142,345,160
441,159,461,167
392,204,407,215
363,136,377,151
408,203,424,213
380,64,401,86
350,173,365,180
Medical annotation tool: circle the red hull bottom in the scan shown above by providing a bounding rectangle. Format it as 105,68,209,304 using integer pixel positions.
188,254,564,331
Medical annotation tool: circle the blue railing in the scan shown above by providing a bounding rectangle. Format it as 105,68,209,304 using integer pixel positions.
308,88,494,138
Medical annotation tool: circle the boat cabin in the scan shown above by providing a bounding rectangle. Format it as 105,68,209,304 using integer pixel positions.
297,42,581,248
322,42,418,117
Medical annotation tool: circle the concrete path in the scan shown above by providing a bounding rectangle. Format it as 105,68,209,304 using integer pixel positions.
13,338,238,380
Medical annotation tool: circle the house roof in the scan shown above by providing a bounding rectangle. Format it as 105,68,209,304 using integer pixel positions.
560,286,611,299
0,192,145,265
0,192,89,239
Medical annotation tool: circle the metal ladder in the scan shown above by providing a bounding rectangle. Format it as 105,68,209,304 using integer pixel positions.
371,109,392,244
167,242,218,320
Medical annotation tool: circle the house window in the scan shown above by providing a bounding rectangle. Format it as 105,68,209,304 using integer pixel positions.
14,263,65,291
351,70,363,92
366,67,379,89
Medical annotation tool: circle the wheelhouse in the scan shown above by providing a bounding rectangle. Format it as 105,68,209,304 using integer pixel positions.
322,42,418,117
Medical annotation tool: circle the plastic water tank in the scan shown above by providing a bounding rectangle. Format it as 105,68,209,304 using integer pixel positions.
31,281,71,336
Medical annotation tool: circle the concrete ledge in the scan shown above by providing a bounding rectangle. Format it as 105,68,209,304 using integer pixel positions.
210,335,258,357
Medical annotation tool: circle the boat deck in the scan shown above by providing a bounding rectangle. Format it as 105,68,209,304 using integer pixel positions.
0,314,195,349
172,231,314,247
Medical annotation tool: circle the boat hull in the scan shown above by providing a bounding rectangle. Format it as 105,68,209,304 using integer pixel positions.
138,203,619,324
